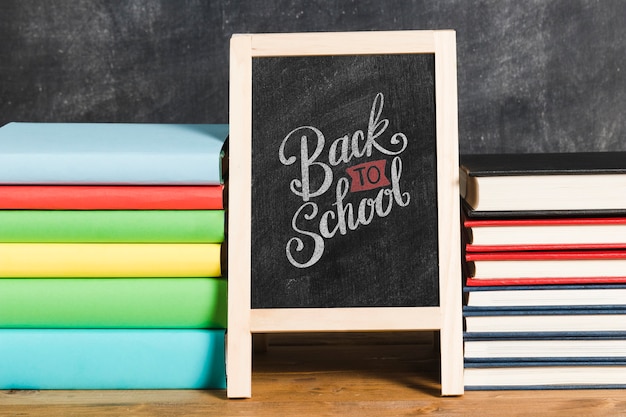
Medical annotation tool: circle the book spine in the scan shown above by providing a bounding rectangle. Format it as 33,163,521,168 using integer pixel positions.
0,329,226,389
0,185,224,209
0,243,222,277
0,210,225,243
0,278,226,328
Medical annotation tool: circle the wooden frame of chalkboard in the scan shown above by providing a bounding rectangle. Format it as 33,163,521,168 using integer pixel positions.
228,30,462,397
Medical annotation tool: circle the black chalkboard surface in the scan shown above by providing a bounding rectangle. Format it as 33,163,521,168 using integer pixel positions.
3,1,626,153
227,31,463,398
251,54,439,308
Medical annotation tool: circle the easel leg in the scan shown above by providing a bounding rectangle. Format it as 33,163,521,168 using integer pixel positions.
226,329,252,398
439,325,463,395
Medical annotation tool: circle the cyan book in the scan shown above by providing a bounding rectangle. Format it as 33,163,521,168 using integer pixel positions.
0,123,228,184
0,329,226,389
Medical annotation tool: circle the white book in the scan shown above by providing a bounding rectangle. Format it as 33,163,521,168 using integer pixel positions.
464,313,626,333
464,365,626,389
465,287,626,307
465,339,626,359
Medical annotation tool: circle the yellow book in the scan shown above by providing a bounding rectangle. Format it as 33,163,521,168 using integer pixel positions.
0,243,221,277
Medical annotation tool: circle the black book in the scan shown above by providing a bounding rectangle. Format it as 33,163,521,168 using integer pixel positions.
460,152,626,217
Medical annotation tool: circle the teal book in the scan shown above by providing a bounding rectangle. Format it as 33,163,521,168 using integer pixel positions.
0,329,226,389
0,123,228,184
0,210,224,242
0,278,227,328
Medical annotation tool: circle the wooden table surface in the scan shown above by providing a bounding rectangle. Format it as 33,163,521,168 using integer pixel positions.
2,332,626,416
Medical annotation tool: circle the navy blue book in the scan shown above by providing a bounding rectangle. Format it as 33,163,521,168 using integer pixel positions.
464,359,626,390
464,332,626,362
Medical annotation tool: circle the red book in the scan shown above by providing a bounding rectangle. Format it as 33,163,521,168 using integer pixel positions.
466,250,626,283
465,276,626,286
0,185,223,210
464,216,626,252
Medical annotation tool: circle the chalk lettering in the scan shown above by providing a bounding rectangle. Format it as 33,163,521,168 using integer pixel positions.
286,202,325,268
279,126,333,202
287,156,410,268
282,93,414,268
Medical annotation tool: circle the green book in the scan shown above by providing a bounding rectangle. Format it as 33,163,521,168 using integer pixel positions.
0,278,227,328
0,210,224,242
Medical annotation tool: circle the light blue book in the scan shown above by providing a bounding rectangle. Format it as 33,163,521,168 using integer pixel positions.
0,123,228,184
0,329,226,389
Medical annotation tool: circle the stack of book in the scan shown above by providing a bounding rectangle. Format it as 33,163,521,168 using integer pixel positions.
0,122,228,389
460,152,626,390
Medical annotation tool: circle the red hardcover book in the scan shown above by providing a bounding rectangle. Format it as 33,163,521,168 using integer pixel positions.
466,250,626,282
0,185,223,210
466,276,626,286
464,217,626,252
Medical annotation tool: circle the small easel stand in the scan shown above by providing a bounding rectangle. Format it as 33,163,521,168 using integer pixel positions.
227,30,463,398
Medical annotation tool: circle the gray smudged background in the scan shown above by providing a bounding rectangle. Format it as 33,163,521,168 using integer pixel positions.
1,0,624,154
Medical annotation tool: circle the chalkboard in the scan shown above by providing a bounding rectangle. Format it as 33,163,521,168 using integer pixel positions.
3,1,626,154
227,31,462,398
251,55,439,309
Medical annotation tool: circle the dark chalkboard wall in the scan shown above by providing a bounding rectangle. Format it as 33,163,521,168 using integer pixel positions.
1,1,625,154
250,54,439,308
